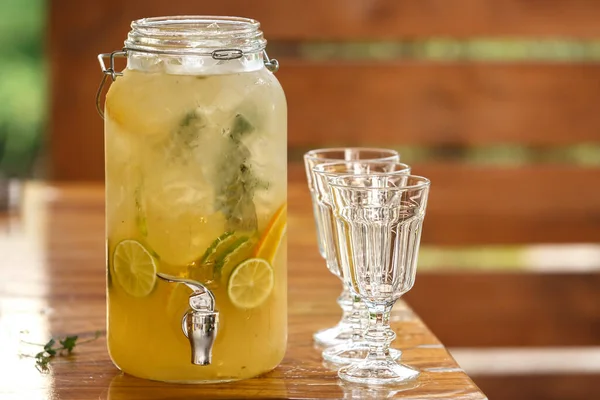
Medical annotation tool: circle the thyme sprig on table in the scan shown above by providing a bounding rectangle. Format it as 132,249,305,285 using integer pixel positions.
23,330,105,372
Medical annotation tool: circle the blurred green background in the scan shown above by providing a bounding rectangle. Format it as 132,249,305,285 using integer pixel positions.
0,0,46,178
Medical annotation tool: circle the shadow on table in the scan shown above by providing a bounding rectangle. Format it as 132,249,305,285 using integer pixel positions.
105,372,426,400
104,371,290,400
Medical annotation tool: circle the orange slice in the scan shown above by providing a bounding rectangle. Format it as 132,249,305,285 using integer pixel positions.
253,203,287,263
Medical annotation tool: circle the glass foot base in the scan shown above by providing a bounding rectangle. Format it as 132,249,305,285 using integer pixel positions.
322,342,401,365
313,325,353,347
339,359,419,385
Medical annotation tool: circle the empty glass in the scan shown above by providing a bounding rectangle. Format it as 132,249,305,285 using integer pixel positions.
303,148,399,347
313,162,410,365
328,173,430,385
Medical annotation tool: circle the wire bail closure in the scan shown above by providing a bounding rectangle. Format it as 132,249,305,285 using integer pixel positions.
95,50,127,119
95,49,279,119
262,50,280,73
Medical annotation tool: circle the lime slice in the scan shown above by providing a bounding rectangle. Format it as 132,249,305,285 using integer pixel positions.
215,236,250,272
199,231,235,264
187,232,255,284
217,235,258,284
113,240,157,297
227,258,274,309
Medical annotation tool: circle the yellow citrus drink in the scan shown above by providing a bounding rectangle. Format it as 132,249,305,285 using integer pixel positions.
104,63,287,383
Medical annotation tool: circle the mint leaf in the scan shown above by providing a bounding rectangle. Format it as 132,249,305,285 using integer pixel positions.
229,114,254,141
59,336,78,353
28,331,104,372
215,114,259,231
178,111,204,148
43,339,55,352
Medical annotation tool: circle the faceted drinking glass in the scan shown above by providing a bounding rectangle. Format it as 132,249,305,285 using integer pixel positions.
303,148,399,347
329,174,430,385
313,162,410,365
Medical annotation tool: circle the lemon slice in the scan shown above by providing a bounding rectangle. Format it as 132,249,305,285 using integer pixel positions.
113,240,157,297
227,258,274,309
254,203,287,263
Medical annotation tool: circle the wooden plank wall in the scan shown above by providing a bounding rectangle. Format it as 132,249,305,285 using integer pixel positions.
281,63,600,146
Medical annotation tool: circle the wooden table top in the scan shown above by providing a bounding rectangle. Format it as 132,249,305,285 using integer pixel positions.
0,182,486,400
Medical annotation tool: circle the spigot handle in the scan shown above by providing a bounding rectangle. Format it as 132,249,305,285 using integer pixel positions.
156,272,215,311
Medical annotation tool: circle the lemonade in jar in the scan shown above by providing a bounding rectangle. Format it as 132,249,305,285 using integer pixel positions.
97,16,287,383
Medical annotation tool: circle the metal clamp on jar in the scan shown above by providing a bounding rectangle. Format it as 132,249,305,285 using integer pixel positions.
157,273,219,366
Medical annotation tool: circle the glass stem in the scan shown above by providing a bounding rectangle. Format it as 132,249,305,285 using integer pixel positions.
364,303,396,361
336,287,354,335
349,292,365,342
337,286,353,316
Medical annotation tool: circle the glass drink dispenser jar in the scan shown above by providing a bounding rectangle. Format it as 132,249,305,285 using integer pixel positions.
96,16,287,383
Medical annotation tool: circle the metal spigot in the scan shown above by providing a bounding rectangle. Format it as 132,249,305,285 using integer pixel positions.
157,273,219,366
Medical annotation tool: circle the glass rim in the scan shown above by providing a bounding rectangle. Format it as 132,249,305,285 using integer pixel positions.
131,15,261,32
329,174,431,191
125,15,266,55
313,161,411,178
303,147,399,163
